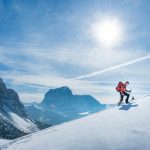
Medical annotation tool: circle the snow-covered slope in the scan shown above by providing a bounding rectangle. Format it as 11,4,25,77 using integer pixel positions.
8,112,37,133
1,96,150,150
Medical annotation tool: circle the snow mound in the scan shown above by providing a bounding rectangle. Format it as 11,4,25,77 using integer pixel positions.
2,96,150,150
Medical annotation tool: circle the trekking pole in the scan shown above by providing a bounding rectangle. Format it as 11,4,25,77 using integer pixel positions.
129,90,135,101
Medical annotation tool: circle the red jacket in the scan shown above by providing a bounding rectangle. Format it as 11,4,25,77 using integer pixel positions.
120,84,126,94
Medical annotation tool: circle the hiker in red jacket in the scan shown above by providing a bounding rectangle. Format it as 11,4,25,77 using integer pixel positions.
116,81,131,105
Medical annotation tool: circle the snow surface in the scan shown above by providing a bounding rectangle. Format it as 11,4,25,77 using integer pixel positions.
1,96,150,150
0,140,10,147
78,112,90,115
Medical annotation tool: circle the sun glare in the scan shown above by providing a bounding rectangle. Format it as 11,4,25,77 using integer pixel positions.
91,18,123,48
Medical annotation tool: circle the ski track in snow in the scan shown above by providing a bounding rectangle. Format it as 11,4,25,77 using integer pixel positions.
1,96,150,150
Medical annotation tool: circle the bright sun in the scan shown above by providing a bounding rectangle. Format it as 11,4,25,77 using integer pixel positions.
91,18,123,48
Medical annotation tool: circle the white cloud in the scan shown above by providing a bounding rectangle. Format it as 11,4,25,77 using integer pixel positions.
19,92,44,103
0,43,150,103
73,54,150,79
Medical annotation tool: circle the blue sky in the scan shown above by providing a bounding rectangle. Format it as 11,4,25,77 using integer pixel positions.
0,0,150,102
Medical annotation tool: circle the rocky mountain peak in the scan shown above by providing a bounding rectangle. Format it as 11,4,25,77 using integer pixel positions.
0,78,26,117
42,86,73,105
0,78,38,139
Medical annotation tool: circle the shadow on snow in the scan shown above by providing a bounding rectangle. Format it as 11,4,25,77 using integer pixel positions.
119,103,138,111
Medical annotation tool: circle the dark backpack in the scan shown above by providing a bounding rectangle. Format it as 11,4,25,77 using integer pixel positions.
116,82,123,92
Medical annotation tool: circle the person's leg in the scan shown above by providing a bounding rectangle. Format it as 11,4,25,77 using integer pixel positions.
124,92,130,103
118,93,124,105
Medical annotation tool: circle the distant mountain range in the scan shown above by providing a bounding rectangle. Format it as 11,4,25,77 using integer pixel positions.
0,78,38,139
0,78,105,140
25,86,106,125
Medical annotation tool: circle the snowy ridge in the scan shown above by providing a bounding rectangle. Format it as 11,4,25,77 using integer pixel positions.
1,95,150,150
1,105,37,134
9,112,37,133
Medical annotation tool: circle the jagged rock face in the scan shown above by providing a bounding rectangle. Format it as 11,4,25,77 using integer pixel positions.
6,89,27,117
0,78,7,91
42,86,73,105
41,86,102,112
0,79,26,118
0,78,38,139
0,79,8,101
0,115,27,139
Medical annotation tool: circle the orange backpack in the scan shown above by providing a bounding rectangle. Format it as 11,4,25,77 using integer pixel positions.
116,82,124,92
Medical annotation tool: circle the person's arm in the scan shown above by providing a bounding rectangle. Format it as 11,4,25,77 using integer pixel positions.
125,85,131,92
125,89,131,92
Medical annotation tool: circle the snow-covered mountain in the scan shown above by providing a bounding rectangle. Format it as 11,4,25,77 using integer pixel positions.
0,78,38,139
2,95,150,150
25,86,105,125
